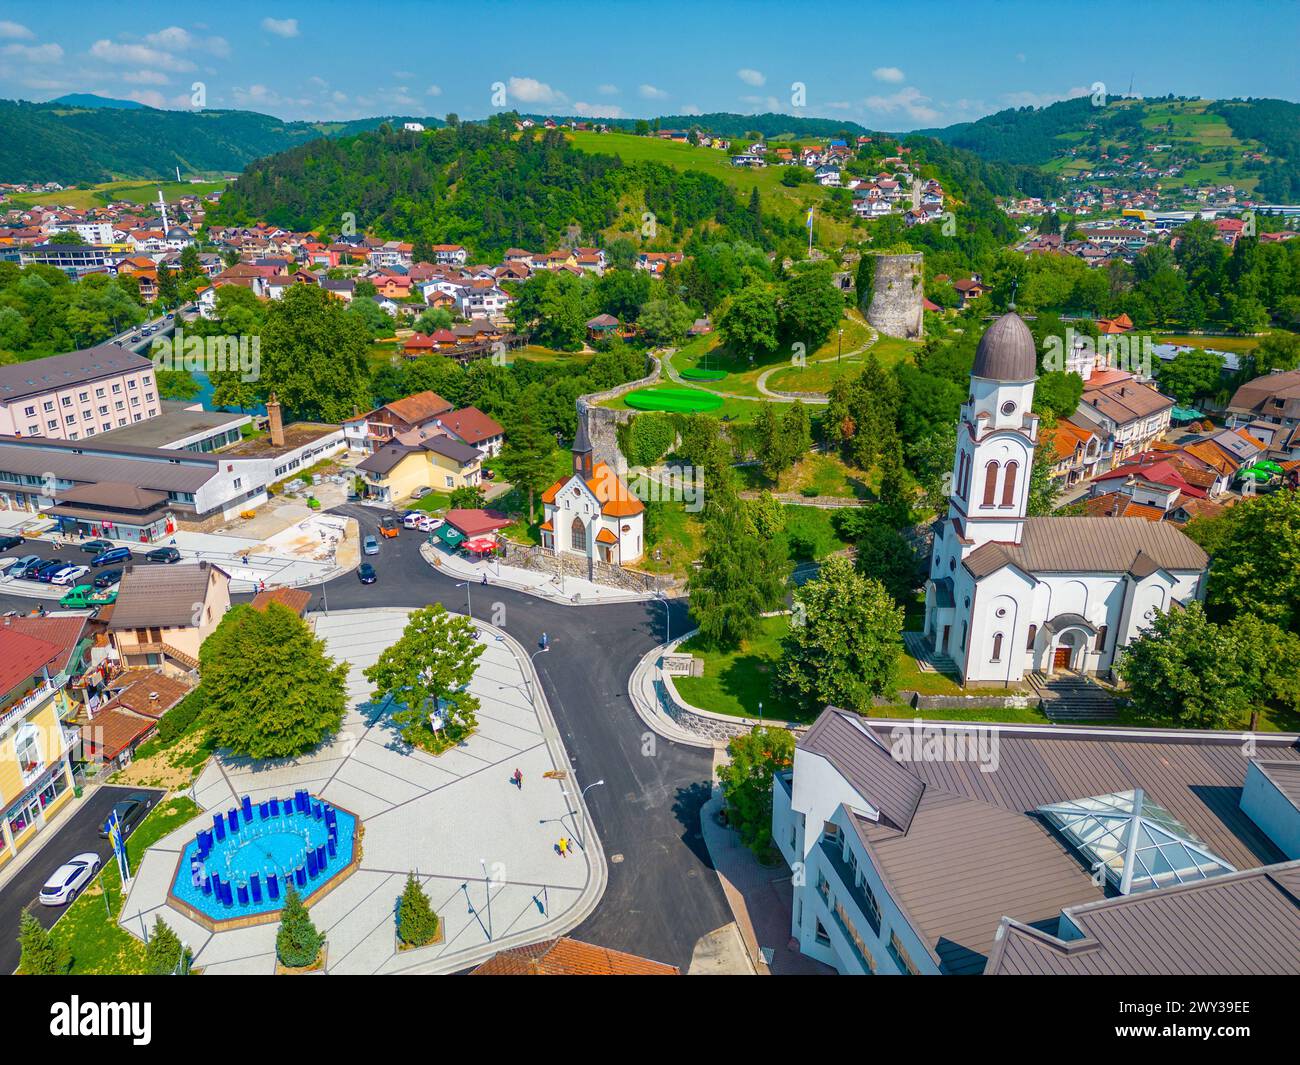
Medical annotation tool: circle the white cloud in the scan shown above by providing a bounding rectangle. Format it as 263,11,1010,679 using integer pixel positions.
261,18,300,39
597,84,619,95
0,21,34,39
1015,52,1026,63
574,101,625,118
425,84,442,97
863,85,939,123
680,103,702,116
1001,86,1090,109
872,66,905,83
638,83,668,100
740,94,781,112
393,70,413,80
122,69,170,85
89,39,194,72
506,76,565,104
3,42,63,63
143,26,230,57
736,68,765,87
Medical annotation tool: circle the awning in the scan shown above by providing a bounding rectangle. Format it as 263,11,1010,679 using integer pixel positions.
435,524,466,548
1171,406,1203,421
464,537,497,554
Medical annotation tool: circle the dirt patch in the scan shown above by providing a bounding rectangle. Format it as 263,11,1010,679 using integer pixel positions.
109,730,208,790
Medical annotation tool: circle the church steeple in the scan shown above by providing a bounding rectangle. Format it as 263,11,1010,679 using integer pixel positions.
572,415,594,479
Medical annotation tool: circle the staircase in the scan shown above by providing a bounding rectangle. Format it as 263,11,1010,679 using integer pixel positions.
902,631,958,676
1028,672,1118,721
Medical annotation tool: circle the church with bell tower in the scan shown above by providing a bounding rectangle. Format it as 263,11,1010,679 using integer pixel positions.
923,312,1210,687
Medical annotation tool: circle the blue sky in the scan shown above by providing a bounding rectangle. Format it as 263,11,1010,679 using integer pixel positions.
1,1,1296,129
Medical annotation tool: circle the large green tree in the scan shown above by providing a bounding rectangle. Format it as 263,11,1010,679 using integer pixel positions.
1206,490,1300,631
776,556,904,715
257,284,373,421
717,726,796,856
498,388,558,519
717,283,779,356
200,602,349,758
364,604,484,751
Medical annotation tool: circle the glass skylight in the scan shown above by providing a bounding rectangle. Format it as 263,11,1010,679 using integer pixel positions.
1036,789,1235,895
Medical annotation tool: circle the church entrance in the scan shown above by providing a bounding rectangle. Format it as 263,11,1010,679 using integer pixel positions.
1053,646,1071,670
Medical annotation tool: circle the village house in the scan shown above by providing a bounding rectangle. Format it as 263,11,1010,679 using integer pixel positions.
342,391,454,454
107,562,232,678
357,435,483,502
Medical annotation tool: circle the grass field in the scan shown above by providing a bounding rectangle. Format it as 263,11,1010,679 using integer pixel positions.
625,387,724,412
6,178,228,209
1156,334,1261,354
765,333,919,394
566,130,859,248
48,795,201,975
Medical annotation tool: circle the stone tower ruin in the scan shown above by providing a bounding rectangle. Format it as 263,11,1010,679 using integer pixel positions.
863,251,924,340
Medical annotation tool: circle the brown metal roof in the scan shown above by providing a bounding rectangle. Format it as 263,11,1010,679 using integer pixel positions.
1252,759,1300,811
972,312,1037,382
800,711,926,832
0,343,154,403
963,516,1207,579
986,861,1300,975
469,937,679,975
57,482,169,509
0,436,218,494
108,562,228,630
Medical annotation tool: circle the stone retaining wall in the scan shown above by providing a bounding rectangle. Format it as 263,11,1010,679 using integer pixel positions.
576,355,662,470
500,539,681,595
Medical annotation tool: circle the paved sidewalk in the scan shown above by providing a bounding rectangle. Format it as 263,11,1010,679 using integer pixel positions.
627,641,718,749
423,541,660,605
117,607,606,974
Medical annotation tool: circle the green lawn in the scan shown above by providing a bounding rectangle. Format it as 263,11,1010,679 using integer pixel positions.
48,795,201,975
1156,334,1262,354
780,504,850,562
5,179,228,210
675,615,805,721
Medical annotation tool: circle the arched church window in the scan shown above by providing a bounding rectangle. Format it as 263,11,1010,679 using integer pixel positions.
570,516,587,551
1001,461,1019,507
982,461,1000,506
1026,624,1037,651
991,632,1003,662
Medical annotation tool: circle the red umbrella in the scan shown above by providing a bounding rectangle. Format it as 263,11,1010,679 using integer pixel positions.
465,537,497,554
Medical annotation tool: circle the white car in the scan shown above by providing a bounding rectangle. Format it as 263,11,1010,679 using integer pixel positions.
416,515,443,532
39,852,101,905
50,565,90,586
401,512,423,529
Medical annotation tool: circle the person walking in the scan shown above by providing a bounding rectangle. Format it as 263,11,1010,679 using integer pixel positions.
512,768,523,790
557,837,569,858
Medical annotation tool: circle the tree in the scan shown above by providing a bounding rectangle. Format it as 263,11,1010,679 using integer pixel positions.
17,908,69,974
851,520,919,603
1232,615,1300,715
448,484,485,510
779,266,842,351
155,264,179,309
717,726,796,856
1206,491,1300,631
498,390,556,519
396,873,440,946
1025,443,1060,516
363,604,485,751
776,557,904,715
1116,602,1254,729
716,283,779,356
258,285,373,421
200,603,349,759
154,368,201,401
637,297,693,347
275,885,323,968
1034,370,1085,419
1154,348,1224,405
144,915,188,975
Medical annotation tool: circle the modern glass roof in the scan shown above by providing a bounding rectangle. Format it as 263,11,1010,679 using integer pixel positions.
1036,789,1235,895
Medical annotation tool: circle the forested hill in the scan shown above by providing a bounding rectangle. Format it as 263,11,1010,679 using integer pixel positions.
0,99,443,184
210,122,786,258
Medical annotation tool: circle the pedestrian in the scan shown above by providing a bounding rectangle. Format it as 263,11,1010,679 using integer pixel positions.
481,572,488,585
513,768,523,790
557,837,569,858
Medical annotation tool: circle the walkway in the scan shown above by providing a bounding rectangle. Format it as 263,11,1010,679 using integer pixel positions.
118,607,607,975
423,540,661,605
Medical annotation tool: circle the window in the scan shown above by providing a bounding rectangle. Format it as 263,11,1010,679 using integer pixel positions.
888,931,919,975
61,396,72,407
78,392,88,402
859,875,882,935
23,406,34,416
43,401,54,413
822,821,840,845
82,410,91,420
991,632,1004,662
982,461,999,506
1001,461,1019,507
1026,624,1037,651
15,726,42,779
1096,625,1108,652
570,516,587,551
232,478,242,490
814,921,831,947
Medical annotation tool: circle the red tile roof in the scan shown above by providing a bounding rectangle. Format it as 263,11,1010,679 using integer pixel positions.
0,628,63,696
444,509,512,536
436,406,503,445
469,937,679,976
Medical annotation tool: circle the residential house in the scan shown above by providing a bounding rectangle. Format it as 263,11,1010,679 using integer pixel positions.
342,391,454,454
77,669,192,772
1048,418,1103,488
1072,373,1175,470
107,562,232,677
357,436,483,502
428,406,505,458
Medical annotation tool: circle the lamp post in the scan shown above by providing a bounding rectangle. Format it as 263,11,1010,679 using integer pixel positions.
479,858,492,940
655,590,671,645
570,778,605,848
526,644,549,704
455,581,472,619
837,327,843,362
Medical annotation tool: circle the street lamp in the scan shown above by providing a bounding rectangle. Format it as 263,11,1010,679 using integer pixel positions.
479,858,492,940
455,581,472,618
837,327,843,362
570,778,605,848
526,644,550,704
655,590,671,645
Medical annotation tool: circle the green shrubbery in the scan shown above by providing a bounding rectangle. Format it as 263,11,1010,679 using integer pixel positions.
156,688,205,746
619,412,678,466
276,885,323,968
397,873,440,947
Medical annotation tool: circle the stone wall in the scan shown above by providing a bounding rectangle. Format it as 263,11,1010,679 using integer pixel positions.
865,252,924,340
575,355,661,470
500,539,681,595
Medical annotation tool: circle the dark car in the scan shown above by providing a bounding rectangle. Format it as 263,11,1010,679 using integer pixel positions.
33,559,68,582
145,546,181,564
79,539,114,554
98,792,155,840
358,562,377,584
0,534,23,551
16,556,51,579
91,546,132,567
93,568,123,590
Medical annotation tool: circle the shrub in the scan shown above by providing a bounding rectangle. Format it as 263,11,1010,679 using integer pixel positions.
621,412,677,466
157,688,205,746
396,873,440,947
144,915,188,975
275,885,323,968
17,908,70,974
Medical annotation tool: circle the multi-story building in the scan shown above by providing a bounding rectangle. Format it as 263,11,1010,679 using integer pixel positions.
107,561,231,677
774,708,1300,975
0,343,161,441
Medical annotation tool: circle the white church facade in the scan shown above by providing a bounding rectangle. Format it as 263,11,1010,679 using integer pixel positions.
923,312,1209,687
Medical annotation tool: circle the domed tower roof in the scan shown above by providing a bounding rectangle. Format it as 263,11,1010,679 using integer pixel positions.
972,312,1037,382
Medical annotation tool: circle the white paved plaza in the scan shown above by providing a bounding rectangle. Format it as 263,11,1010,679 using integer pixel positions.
119,607,606,974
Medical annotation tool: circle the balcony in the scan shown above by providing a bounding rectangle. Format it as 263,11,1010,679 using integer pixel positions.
0,672,69,737
819,838,882,938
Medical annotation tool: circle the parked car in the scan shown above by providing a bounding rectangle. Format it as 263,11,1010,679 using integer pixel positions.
0,534,24,551
93,568,123,589
12,555,45,579
60,584,117,608
79,539,114,554
411,486,433,499
362,535,379,556
145,546,181,564
416,515,442,532
378,516,400,538
358,562,377,584
98,793,155,840
39,853,101,906
482,468,496,481
91,546,132,567
50,564,90,586
401,512,424,529
33,559,68,582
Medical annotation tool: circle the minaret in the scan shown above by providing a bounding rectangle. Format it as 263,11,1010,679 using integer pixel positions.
157,190,170,234
572,414,594,479
944,311,1039,553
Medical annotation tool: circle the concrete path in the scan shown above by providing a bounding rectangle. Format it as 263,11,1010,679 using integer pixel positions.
118,607,606,975
424,541,661,605
753,311,879,403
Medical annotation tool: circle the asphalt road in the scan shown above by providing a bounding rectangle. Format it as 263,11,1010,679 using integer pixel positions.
0,503,732,971
0,785,162,975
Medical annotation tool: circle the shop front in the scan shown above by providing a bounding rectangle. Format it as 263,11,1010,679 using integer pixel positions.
0,760,74,863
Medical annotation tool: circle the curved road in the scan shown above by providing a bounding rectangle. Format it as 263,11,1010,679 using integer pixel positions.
0,504,731,971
